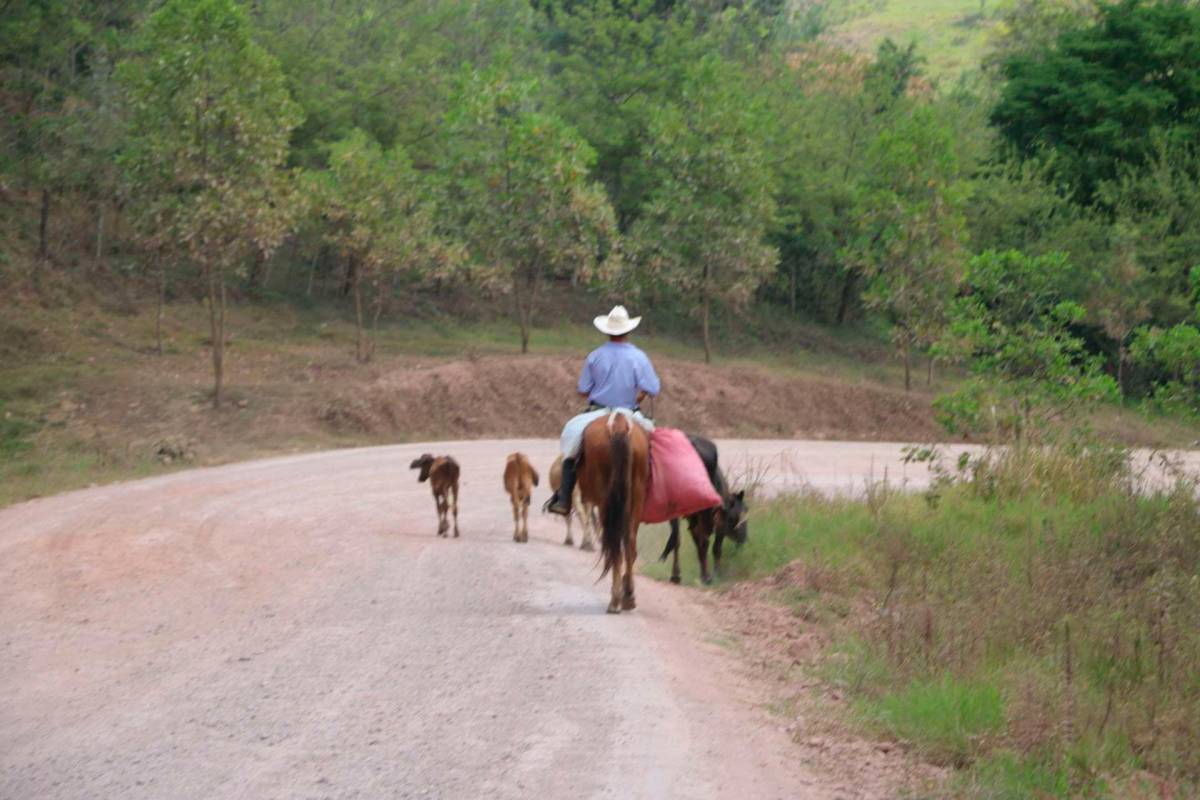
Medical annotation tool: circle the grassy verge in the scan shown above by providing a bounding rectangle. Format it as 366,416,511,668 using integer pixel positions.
648,445,1200,797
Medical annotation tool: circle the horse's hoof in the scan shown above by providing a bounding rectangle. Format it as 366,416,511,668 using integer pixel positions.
621,595,637,611
670,575,681,585
580,542,595,552
563,538,574,547
702,575,713,586
606,604,621,614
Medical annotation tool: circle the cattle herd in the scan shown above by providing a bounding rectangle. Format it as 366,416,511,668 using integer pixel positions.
408,436,748,591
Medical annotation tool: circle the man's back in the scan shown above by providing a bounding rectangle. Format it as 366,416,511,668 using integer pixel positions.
578,341,661,410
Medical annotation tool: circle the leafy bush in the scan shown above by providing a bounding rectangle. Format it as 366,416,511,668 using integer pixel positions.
935,250,1118,442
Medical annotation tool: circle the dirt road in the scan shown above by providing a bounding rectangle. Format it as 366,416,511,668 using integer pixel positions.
0,439,1044,799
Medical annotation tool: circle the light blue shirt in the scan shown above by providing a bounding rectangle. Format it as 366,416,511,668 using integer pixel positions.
578,342,661,409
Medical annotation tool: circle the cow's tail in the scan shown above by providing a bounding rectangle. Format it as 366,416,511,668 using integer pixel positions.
600,417,631,578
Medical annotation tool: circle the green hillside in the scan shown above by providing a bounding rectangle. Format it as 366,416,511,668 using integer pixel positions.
829,0,998,76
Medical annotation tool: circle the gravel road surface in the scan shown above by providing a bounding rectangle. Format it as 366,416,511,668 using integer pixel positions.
4,439,1186,799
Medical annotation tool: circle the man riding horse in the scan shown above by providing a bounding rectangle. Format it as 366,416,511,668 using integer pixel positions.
543,305,660,516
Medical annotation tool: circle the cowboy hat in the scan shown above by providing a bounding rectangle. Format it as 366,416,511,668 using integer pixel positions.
594,305,641,336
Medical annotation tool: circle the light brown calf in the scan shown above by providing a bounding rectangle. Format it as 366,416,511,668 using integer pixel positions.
549,454,598,552
503,453,539,543
410,454,460,537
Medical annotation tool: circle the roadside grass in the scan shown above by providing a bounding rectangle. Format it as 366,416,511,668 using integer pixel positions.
863,676,1005,766
652,445,1200,797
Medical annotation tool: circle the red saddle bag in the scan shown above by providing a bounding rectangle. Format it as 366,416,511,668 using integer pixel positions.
641,427,722,524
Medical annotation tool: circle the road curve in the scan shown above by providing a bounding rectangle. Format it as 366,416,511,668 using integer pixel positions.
0,438,1159,799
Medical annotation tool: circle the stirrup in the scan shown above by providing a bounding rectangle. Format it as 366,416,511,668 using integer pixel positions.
543,493,571,516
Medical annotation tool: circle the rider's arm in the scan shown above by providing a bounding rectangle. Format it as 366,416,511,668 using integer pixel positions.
636,352,661,398
577,351,596,402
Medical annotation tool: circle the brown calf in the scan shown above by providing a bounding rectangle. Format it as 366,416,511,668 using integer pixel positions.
549,454,598,552
410,454,460,537
503,453,539,543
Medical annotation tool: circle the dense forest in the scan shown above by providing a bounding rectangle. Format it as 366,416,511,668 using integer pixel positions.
3,0,1199,429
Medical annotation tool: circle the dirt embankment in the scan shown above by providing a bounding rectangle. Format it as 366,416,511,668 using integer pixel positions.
316,354,944,442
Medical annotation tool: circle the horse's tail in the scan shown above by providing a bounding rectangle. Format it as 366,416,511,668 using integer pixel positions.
600,417,632,577
659,519,679,562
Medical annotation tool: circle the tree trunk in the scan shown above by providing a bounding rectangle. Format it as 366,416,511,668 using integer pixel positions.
1117,342,1127,404
305,254,318,297
248,248,265,290
903,339,912,393
342,252,357,296
927,354,934,387
789,260,797,316
369,281,387,364
94,199,105,263
207,265,226,409
836,268,857,325
702,292,711,365
513,267,539,355
38,189,50,261
352,259,366,364
155,254,166,356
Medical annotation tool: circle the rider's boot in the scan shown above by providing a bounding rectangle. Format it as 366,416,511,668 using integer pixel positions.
544,457,577,516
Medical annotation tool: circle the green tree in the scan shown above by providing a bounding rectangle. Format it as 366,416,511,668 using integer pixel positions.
0,2,137,265
992,0,1200,203
119,0,302,408
538,0,702,232
1097,136,1200,326
315,130,459,363
442,67,618,353
985,0,1097,69
1130,266,1200,414
633,55,777,363
852,104,969,391
765,40,947,326
936,250,1118,442
251,0,537,169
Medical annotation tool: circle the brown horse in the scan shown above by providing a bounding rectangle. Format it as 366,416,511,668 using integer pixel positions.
576,413,650,614
549,454,599,551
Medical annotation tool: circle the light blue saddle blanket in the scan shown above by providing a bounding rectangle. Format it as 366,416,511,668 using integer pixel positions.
559,408,655,458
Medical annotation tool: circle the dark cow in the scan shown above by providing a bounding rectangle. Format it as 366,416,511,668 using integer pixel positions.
658,435,748,585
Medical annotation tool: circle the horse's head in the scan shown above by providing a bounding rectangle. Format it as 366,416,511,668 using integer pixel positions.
720,490,748,545
410,454,435,482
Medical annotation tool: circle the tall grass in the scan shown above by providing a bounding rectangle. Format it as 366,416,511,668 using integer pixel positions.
689,444,1200,797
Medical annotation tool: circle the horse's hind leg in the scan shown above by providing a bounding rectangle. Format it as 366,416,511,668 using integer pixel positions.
563,509,574,547
607,554,623,614
511,496,521,542
451,484,460,538
579,500,596,552
621,528,637,610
